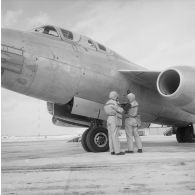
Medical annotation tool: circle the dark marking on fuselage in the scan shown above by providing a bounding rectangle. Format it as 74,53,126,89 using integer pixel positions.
16,78,27,85
26,64,37,73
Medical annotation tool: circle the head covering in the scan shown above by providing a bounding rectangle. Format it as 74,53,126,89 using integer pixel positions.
127,93,135,103
109,91,119,100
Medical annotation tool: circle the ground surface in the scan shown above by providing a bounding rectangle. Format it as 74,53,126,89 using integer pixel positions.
2,135,195,195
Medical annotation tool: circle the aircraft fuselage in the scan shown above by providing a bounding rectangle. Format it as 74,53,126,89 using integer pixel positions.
1,27,194,126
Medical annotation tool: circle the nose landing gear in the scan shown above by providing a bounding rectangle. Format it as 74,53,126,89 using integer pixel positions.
81,125,109,152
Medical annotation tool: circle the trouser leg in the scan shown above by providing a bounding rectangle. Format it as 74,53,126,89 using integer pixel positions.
133,126,142,149
107,123,114,153
125,123,134,151
111,125,120,154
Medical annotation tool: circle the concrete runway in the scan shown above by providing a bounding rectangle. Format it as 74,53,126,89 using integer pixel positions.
2,135,195,195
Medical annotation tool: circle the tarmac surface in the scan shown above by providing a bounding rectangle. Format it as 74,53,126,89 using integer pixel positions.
2,135,195,195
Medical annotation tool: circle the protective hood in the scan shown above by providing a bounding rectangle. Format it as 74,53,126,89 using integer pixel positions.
127,93,135,103
109,91,119,101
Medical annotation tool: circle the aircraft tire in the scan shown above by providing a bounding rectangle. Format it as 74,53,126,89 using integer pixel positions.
86,127,109,152
81,129,92,152
176,128,185,143
183,125,195,142
176,125,195,143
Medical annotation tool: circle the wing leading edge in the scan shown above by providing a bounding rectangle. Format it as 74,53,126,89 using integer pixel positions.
118,70,160,90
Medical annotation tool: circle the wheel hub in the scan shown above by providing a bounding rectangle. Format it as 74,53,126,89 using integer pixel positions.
94,132,108,148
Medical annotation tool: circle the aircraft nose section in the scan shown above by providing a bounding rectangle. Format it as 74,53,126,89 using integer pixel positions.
2,28,25,47
1,28,24,74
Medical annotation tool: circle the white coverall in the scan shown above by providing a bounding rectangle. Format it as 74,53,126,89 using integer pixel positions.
125,94,142,151
104,99,123,154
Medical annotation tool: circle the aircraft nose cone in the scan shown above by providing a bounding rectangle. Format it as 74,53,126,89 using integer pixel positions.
1,28,25,74
2,28,25,48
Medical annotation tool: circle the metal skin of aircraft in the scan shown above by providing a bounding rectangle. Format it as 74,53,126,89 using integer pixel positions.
1,25,195,152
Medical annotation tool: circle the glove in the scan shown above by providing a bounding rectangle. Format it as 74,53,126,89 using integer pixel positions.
120,103,131,113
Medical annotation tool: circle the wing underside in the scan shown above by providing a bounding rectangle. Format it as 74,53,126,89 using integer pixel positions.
119,70,160,90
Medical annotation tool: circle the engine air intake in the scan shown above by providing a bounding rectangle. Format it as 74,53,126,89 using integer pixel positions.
158,69,180,95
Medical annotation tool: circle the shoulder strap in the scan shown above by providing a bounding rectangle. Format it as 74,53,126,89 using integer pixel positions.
105,99,116,106
131,101,139,108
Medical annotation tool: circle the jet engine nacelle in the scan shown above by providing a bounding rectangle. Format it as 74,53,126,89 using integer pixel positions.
157,66,195,114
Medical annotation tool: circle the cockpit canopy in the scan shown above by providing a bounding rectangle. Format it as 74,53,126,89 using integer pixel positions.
33,25,116,55
34,25,59,37
60,28,73,40
34,25,75,40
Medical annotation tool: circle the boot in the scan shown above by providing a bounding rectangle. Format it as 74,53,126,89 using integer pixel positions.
115,152,125,155
125,150,134,153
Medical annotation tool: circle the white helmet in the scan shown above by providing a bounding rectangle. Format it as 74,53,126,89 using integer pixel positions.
109,91,119,100
127,93,135,103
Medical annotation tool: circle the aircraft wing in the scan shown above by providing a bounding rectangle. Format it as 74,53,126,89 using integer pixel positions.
118,70,160,90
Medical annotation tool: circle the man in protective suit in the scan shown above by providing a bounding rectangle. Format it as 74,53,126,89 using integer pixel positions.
124,92,143,153
104,91,125,155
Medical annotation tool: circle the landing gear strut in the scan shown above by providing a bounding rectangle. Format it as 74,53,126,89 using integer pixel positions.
81,123,109,152
176,124,195,143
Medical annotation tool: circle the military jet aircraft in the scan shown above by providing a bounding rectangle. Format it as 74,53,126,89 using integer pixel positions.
2,25,195,152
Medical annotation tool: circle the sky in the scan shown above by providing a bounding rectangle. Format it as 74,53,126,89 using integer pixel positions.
1,0,195,136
